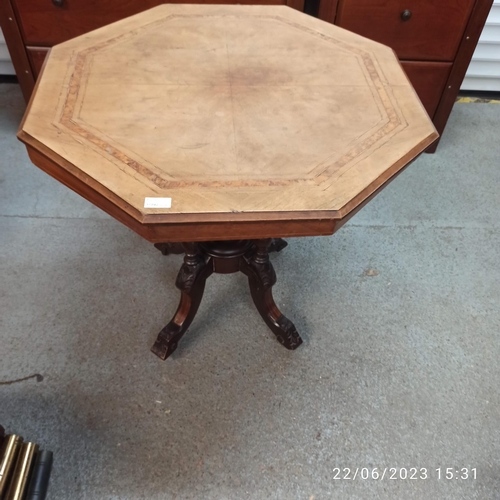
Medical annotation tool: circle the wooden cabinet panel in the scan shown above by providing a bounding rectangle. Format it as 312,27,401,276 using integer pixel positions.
400,61,452,119
14,0,293,46
318,0,339,23
0,0,34,101
336,0,475,61
27,46,49,77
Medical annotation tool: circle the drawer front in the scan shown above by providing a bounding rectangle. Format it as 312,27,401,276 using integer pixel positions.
27,46,49,77
14,0,290,46
400,61,452,119
336,0,475,61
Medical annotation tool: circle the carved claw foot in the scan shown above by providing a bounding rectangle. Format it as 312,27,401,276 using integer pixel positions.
151,325,182,360
275,315,303,350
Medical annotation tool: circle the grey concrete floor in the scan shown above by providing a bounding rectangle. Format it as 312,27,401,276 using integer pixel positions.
1,82,499,500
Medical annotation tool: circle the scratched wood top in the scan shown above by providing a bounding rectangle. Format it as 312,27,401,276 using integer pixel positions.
19,4,438,228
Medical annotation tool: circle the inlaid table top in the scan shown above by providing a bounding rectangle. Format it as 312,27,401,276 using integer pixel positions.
18,4,438,242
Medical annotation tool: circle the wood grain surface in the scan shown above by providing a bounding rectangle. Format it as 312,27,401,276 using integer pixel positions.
18,4,437,241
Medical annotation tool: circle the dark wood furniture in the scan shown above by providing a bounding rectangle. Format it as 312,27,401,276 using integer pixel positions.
18,5,437,359
151,239,303,359
317,0,493,151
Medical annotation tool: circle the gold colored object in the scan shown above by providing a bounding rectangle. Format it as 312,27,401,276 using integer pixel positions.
0,435,24,498
5,442,39,500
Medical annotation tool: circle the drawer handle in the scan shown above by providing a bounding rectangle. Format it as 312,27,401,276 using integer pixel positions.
400,9,412,21
52,0,64,7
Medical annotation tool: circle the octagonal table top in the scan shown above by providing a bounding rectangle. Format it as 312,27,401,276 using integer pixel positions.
18,4,438,242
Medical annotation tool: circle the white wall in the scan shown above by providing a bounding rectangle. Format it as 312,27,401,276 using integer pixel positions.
0,28,15,75
461,0,500,91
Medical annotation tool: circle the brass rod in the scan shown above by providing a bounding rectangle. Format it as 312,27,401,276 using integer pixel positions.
0,435,24,498
5,442,39,500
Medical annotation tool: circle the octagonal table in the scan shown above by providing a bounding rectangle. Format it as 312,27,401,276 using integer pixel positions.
18,4,438,360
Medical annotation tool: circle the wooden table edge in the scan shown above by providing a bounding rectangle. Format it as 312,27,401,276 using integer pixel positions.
16,128,439,242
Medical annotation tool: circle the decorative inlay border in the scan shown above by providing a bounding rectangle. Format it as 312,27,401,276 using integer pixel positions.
56,14,408,190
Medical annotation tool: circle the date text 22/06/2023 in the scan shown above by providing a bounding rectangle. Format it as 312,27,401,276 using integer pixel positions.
332,468,477,480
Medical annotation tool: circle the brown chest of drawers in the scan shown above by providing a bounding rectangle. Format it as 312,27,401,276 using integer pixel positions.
0,0,493,151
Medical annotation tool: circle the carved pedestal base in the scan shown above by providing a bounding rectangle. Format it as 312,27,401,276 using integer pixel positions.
151,238,302,360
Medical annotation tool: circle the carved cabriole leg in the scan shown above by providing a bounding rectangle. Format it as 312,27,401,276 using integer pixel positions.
241,239,302,350
151,243,213,360
151,238,301,360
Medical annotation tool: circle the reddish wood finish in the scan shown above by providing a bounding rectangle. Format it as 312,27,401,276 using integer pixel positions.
401,61,452,119
12,0,300,46
286,0,305,10
336,0,475,61
240,239,302,350
0,0,34,101
317,0,338,23
26,46,48,77
151,239,301,360
22,138,339,242
151,242,215,360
